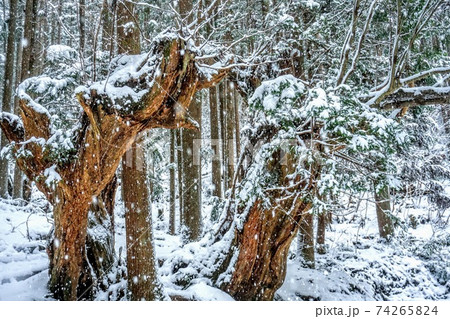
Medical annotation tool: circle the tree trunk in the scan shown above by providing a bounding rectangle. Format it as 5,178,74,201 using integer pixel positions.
79,177,118,299
219,147,321,300
101,0,114,53
299,212,315,268
13,0,38,199
233,88,241,177
169,130,176,234
13,17,23,199
218,82,227,192
209,86,222,198
122,140,160,300
48,190,92,300
0,0,19,197
57,0,62,44
316,211,328,255
224,199,313,300
117,0,160,301
79,0,86,56
225,80,235,190
374,182,394,240
176,129,184,229
181,94,202,241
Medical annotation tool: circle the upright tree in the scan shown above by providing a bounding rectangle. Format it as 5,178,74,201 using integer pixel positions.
117,0,160,300
179,0,202,241
0,0,19,197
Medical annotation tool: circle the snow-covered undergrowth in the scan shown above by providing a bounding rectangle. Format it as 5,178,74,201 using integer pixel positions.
278,199,449,301
0,195,52,300
0,191,448,301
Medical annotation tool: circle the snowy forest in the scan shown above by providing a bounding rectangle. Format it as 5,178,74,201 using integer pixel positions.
0,0,449,302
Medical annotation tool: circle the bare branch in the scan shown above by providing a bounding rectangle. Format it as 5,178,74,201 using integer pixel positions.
379,86,450,110
341,0,378,85
336,0,361,86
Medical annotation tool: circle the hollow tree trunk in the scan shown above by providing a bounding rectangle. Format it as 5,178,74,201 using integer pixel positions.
221,146,320,300
82,176,118,299
224,199,312,300
48,189,92,300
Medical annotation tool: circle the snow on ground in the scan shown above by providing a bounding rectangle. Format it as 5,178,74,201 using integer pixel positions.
278,199,450,301
0,198,52,300
0,192,448,301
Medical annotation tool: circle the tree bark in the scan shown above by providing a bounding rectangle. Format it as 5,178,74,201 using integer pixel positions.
48,189,92,300
117,0,161,301
101,0,114,53
224,198,313,300
209,86,222,198
374,182,394,240
122,139,159,300
79,0,86,56
218,82,227,192
176,129,184,228
13,0,38,199
316,211,329,255
181,94,202,241
299,212,315,268
225,80,235,190
169,130,176,234
219,146,321,300
79,177,118,299
0,0,19,197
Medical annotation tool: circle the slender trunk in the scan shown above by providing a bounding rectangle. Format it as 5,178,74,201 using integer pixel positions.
101,0,114,53
299,212,315,268
117,0,160,300
13,17,23,199
0,0,19,197
169,130,176,234
122,141,160,300
79,0,86,56
316,211,328,255
181,94,202,241
233,88,241,172
14,0,38,199
225,80,235,190
218,82,227,192
176,129,184,228
57,0,62,43
209,86,222,198
374,182,394,240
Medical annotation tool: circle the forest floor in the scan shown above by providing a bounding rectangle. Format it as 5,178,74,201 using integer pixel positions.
0,189,449,301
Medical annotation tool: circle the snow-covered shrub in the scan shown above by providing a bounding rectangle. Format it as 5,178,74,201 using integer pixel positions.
235,75,406,222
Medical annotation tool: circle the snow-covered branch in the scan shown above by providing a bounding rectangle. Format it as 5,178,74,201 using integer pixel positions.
379,86,450,110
